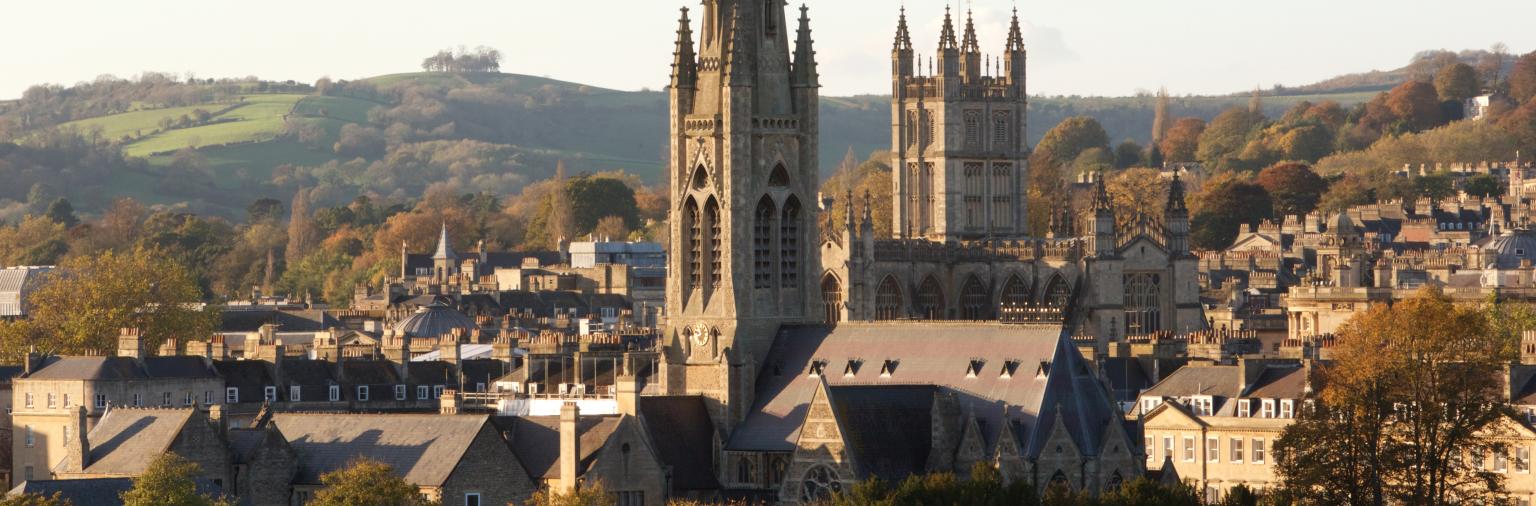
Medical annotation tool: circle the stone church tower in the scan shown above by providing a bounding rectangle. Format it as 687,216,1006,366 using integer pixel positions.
664,0,820,429
892,8,1029,240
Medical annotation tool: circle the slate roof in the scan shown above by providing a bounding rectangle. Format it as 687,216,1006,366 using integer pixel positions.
825,385,937,481
28,356,217,381
497,415,623,480
76,408,197,475
214,360,273,402
459,359,510,389
1244,365,1307,399
727,323,1116,460
1139,365,1241,399
280,359,336,386
228,428,271,464
218,308,338,333
272,413,491,486
638,396,720,491
392,302,476,339
8,478,222,506
1098,357,1188,403
339,361,400,386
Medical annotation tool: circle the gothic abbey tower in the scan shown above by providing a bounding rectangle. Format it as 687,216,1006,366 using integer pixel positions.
664,0,820,428
892,8,1029,240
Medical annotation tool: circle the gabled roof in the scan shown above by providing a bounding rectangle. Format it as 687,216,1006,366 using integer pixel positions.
824,385,937,481
1139,365,1240,399
272,413,491,486
76,407,198,476
638,396,720,491
726,322,1108,460
496,415,624,481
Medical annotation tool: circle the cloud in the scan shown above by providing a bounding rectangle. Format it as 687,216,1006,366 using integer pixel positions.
1022,22,1078,67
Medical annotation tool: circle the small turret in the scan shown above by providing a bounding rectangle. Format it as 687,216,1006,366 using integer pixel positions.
1004,8,1027,89
960,10,982,81
670,7,697,89
892,7,914,80
792,4,818,87
1091,173,1117,257
936,6,960,77
1165,174,1190,255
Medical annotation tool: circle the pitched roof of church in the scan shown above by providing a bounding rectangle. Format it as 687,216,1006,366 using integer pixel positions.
638,395,720,491
824,385,937,481
726,323,1118,460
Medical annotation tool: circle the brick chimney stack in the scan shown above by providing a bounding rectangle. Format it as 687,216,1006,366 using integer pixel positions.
116,328,144,358
559,402,580,493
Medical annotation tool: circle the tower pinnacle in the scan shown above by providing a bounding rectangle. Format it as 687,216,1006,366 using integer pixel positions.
670,7,697,88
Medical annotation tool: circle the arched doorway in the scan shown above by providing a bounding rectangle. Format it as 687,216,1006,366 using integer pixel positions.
875,276,903,320
821,274,842,325
960,276,991,320
916,276,945,320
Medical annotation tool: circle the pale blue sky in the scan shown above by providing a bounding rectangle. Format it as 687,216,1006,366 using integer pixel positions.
3,0,1533,100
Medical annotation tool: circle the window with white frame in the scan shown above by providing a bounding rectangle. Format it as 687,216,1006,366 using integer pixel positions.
1280,399,1294,418
23,393,32,409
357,386,369,402
328,385,340,402
1141,397,1161,415
395,385,406,400
465,493,482,506
1183,436,1195,462
1237,399,1250,418
290,386,301,402
264,387,277,402
1145,436,1154,463
25,426,34,447
183,392,192,406
94,394,106,409
225,388,239,404
205,391,213,404
1206,437,1219,462
1163,436,1173,462
1230,438,1244,463
1497,450,1510,473
1193,396,1213,416
434,385,444,398
418,385,429,400
1253,438,1266,464
63,394,71,408
133,393,142,407
46,393,55,409
162,392,171,406
1261,399,1276,418
1519,446,1531,473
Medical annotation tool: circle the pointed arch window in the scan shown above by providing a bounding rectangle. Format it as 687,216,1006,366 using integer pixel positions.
916,276,945,320
686,198,701,289
821,274,843,325
1124,272,1162,335
706,199,722,288
754,197,775,288
769,164,791,187
780,197,801,287
960,276,990,320
1001,275,1030,308
875,276,903,320
1044,276,1071,309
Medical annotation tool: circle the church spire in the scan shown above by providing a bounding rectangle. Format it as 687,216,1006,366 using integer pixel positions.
433,222,455,261
792,4,818,87
671,7,697,88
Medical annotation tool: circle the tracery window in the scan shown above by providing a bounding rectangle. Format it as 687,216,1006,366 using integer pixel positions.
821,275,842,325
875,276,903,320
800,465,842,503
916,276,945,320
1044,276,1071,308
754,197,775,288
1123,272,1162,335
780,197,801,287
960,276,990,320
992,111,1010,149
1001,276,1030,308
963,110,981,148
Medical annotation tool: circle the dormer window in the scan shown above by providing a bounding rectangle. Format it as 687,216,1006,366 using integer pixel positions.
880,359,898,378
966,359,985,378
1280,399,1295,419
843,359,862,378
1237,399,1251,418
1261,399,1276,418
1190,395,1214,416
808,360,827,377
1036,361,1052,379
1000,360,1021,379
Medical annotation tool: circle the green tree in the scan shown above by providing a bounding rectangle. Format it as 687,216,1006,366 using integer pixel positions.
1498,98,1536,150
1463,173,1502,199
1434,62,1481,102
565,175,641,235
1414,172,1456,201
309,458,434,506
1197,107,1266,170
1098,477,1201,506
120,454,231,506
528,481,614,506
246,198,284,223
0,248,218,359
0,493,72,506
1070,147,1115,177
1257,162,1328,217
44,198,78,228
1114,140,1143,169
1190,174,1272,250
1034,116,1111,168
